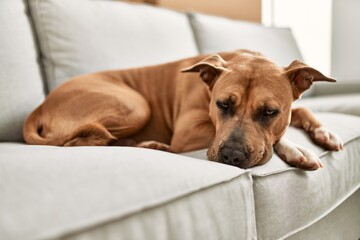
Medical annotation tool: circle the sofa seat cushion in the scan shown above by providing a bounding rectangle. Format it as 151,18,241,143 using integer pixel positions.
0,0,45,141
28,0,198,91
251,113,360,239
184,112,360,239
293,93,360,116
0,145,255,240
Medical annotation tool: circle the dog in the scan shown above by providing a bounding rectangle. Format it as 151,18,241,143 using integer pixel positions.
23,50,343,170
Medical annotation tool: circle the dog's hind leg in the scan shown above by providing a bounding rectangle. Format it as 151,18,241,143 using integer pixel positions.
291,107,343,150
63,123,117,146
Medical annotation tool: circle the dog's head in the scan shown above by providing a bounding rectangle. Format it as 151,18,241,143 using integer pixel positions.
182,50,335,168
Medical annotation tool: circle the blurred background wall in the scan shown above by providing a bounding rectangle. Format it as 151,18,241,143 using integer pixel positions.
129,0,262,22
158,0,261,22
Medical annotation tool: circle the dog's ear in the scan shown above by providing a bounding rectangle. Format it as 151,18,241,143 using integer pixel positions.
284,60,336,99
181,54,227,89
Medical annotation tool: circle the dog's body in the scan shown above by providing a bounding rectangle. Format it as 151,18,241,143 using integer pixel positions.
23,50,342,170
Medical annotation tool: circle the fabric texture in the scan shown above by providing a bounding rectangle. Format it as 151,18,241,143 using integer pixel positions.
288,189,360,240
0,0,45,142
2,1,360,239
27,0,199,91
0,145,256,240
188,12,302,67
188,12,314,97
251,113,360,239
184,112,360,239
293,93,360,116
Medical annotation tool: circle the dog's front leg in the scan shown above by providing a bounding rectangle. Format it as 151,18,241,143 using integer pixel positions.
274,138,323,171
136,141,171,151
291,107,343,150
169,110,215,153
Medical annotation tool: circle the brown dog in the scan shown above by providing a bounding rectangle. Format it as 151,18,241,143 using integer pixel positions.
23,50,342,170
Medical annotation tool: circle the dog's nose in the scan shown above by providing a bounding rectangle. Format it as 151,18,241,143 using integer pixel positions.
219,144,249,168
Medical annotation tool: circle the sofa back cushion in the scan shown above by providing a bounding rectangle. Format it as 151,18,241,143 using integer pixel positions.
189,13,303,67
0,0,45,142
188,13,317,97
28,0,199,91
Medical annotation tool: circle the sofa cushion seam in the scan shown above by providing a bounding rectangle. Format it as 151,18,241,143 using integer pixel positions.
279,184,360,239
27,0,56,93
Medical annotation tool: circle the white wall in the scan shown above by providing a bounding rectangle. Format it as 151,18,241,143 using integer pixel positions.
331,0,360,82
262,0,332,74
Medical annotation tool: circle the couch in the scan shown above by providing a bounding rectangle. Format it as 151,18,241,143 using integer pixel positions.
1,0,359,239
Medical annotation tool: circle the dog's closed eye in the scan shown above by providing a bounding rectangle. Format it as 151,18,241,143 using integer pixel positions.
253,106,280,126
216,100,229,111
216,99,235,116
263,109,279,117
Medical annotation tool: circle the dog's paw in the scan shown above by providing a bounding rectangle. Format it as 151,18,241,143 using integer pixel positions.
136,141,171,151
274,138,323,171
310,126,343,151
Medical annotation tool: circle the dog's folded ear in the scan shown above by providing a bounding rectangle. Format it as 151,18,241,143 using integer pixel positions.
284,60,336,100
181,54,228,89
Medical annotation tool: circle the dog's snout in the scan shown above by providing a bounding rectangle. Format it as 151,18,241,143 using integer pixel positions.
219,143,249,168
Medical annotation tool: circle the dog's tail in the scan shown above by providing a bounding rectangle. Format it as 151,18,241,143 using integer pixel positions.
22,106,62,146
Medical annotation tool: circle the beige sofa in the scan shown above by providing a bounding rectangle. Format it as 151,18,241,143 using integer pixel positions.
1,0,359,239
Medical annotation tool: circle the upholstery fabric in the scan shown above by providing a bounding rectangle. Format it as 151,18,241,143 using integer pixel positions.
288,189,360,240
27,0,199,91
251,113,360,239
2,1,360,239
293,93,360,116
188,12,302,67
188,12,314,97
0,0,45,141
0,145,256,240
184,112,360,239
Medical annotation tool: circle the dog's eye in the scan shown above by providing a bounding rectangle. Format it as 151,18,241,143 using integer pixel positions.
216,100,229,111
263,109,279,117
216,99,236,117
254,106,280,126
216,100,234,113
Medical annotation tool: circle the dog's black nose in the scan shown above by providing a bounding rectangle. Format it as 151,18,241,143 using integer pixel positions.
220,144,248,168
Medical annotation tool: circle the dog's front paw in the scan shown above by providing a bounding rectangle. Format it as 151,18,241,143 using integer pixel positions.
274,138,323,171
310,126,343,151
136,141,171,151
